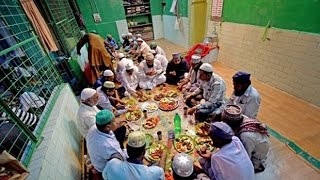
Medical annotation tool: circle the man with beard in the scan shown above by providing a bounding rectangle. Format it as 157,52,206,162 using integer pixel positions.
150,50,168,72
227,72,260,118
97,81,134,116
138,53,166,89
94,69,126,99
187,63,226,121
166,53,189,85
197,122,254,180
222,105,269,173
135,38,151,57
105,34,118,50
77,88,100,139
121,63,142,97
103,131,166,180
87,110,127,175
115,53,133,82
178,54,203,97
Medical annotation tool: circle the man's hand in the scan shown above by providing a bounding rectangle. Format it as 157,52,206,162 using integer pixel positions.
146,71,153,76
197,148,212,160
132,93,138,98
127,107,136,112
187,107,196,115
118,99,125,105
169,71,176,76
149,69,157,76
136,91,143,96
185,93,194,101
112,107,117,113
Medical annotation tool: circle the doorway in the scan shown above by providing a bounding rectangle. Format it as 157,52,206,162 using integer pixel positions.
190,0,207,46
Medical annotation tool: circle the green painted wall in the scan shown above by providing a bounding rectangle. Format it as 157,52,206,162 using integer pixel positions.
151,0,163,15
76,0,126,41
222,0,320,33
164,0,188,17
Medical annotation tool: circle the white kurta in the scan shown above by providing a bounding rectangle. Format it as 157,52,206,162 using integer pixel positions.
155,46,166,57
76,103,100,138
155,54,168,72
116,58,133,82
121,67,140,95
138,59,166,89
137,41,151,56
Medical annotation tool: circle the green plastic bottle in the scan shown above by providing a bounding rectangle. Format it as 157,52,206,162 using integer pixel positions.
174,113,181,137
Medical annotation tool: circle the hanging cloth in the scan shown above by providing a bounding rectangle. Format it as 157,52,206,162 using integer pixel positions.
20,0,58,52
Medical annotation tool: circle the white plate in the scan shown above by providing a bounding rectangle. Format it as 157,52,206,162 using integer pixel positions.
141,102,158,113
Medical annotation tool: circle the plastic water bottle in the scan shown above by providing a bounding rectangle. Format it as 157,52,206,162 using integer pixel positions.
174,113,181,137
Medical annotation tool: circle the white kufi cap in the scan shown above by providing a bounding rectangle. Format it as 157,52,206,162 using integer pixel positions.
199,63,213,73
103,70,114,77
136,38,143,42
80,88,96,101
118,53,125,59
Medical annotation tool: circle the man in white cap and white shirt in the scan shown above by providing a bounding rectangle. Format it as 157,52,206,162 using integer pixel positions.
77,88,100,138
121,63,142,97
178,54,203,95
138,53,166,89
187,63,226,121
150,50,168,72
197,122,254,180
103,131,166,180
97,81,134,116
116,53,133,82
93,69,115,89
135,38,151,57
127,38,138,53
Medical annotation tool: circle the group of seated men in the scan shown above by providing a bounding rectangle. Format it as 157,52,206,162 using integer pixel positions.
76,36,270,179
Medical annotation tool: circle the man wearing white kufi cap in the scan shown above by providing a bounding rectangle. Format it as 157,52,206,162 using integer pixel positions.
103,131,166,180
138,53,166,89
77,88,100,138
186,63,226,121
178,54,203,95
150,50,168,72
97,81,134,116
120,63,142,97
135,38,151,57
93,69,114,89
115,53,133,82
